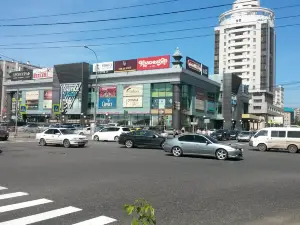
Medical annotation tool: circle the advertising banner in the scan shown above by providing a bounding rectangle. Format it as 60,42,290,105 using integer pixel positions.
123,97,143,108
43,90,52,109
195,88,205,111
202,64,209,77
60,83,81,113
33,68,53,79
98,98,117,109
123,85,143,97
93,62,114,74
26,91,39,100
99,86,117,98
10,71,33,81
207,101,216,113
114,59,137,72
137,55,170,71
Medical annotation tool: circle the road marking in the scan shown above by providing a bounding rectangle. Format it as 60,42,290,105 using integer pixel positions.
0,186,7,190
0,198,53,213
0,192,28,200
73,216,117,225
0,206,82,225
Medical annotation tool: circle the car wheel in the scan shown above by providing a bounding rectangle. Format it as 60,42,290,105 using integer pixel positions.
63,139,71,148
172,146,183,157
257,143,267,152
288,144,298,153
79,132,84,135
39,138,47,146
215,149,228,160
4,135,8,141
114,136,119,142
125,140,134,148
93,135,99,141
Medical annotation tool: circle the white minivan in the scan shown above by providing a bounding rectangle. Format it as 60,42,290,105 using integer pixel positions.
250,127,300,153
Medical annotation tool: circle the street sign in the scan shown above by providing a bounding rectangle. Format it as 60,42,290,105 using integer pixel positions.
53,104,60,115
19,104,27,115
191,122,198,125
204,119,210,124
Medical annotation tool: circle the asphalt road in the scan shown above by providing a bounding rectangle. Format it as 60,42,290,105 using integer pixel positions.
1,139,300,225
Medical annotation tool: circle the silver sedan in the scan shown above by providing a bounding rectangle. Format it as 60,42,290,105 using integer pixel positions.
163,134,243,160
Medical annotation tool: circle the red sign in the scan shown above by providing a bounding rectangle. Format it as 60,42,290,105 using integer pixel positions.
137,55,170,71
99,86,117,98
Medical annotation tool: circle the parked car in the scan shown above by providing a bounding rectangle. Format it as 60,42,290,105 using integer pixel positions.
214,130,230,141
163,134,243,160
92,127,131,142
36,128,88,148
237,131,254,142
0,128,9,141
119,130,166,148
230,130,240,140
250,127,300,153
76,127,91,135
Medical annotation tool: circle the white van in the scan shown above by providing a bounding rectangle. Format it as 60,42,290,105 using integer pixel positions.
250,127,300,153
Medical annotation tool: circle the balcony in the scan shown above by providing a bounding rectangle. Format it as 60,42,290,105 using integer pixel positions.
230,61,250,67
228,47,250,54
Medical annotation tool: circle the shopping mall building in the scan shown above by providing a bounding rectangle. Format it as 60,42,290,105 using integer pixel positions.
2,49,221,130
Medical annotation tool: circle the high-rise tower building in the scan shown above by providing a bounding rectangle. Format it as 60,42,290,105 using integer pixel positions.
214,0,279,117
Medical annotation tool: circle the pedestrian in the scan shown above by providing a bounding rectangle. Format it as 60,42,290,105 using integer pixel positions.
173,128,176,138
181,127,185,134
196,128,201,134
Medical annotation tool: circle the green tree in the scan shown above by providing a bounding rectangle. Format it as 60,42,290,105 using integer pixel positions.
124,199,156,225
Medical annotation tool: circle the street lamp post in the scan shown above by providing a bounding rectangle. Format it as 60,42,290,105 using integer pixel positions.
84,46,99,133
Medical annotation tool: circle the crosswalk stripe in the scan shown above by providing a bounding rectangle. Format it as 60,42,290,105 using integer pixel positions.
0,192,28,200
0,186,7,191
0,198,53,213
0,206,82,225
73,216,117,225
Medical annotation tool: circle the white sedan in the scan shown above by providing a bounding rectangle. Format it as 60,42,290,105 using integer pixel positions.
36,128,88,148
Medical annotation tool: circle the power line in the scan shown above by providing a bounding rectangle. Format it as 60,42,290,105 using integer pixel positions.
0,20,300,49
0,0,181,22
0,1,256,27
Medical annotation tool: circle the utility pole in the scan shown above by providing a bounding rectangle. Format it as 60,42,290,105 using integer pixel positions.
15,89,19,135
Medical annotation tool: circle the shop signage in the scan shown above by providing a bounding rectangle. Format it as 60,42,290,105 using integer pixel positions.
123,97,143,108
137,55,170,71
26,91,39,100
158,99,165,109
195,88,205,111
186,57,209,77
123,85,143,97
98,98,117,109
207,101,215,113
93,62,114,74
10,71,33,81
114,59,137,72
99,86,117,98
60,83,81,113
33,68,53,79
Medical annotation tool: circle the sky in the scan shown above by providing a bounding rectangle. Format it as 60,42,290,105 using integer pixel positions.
0,0,299,107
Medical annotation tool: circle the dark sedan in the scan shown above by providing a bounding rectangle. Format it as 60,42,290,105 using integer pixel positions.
213,130,230,141
118,130,166,148
230,130,239,140
0,128,9,141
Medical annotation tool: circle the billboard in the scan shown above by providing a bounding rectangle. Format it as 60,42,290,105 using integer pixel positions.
60,83,81,113
33,68,53,79
186,57,209,77
10,71,33,81
98,86,117,109
99,86,117,98
123,85,143,97
207,101,216,113
25,91,39,110
114,59,137,72
123,97,143,108
93,62,114,74
137,55,170,71
43,90,52,109
98,98,117,109
195,88,205,111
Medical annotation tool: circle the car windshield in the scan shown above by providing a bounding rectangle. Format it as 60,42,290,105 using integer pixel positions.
60,129,75,134
205,135,218,143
